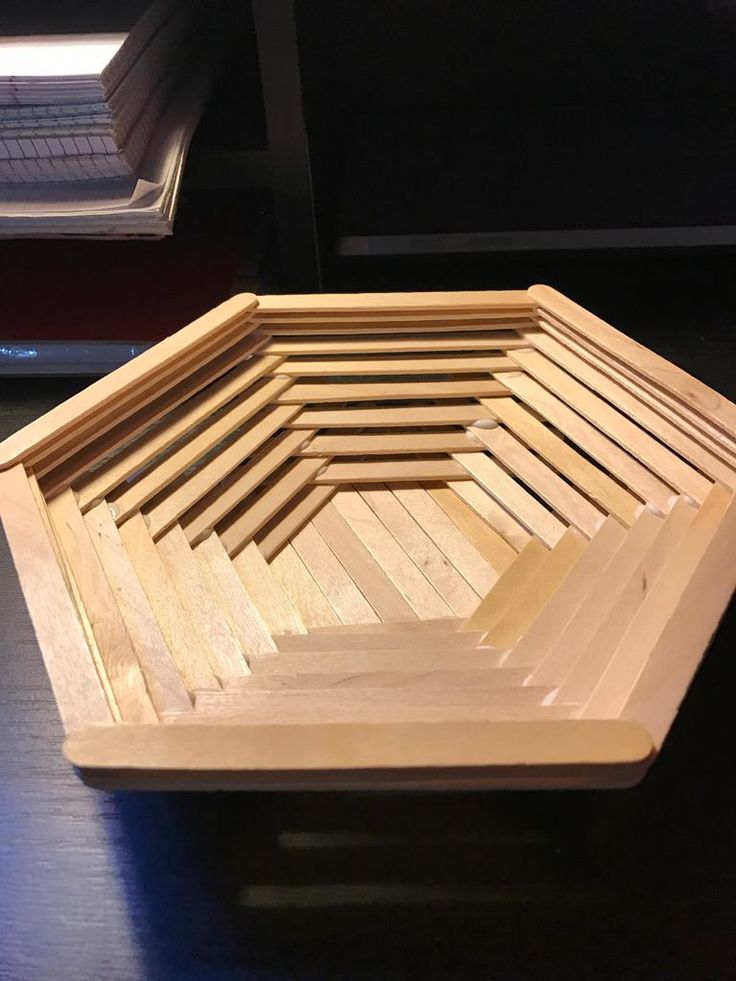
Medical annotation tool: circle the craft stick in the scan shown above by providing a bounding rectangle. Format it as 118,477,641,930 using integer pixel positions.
557,497,698,705
180,427,315,545
447,480,531,550
74,348,280,509
268,542,342,628
231,541,307,635
481,528,588,649
529,285,736,441
503,517,627,668
277,354,517,376
461,537,549,633
0,293,258,472
468,424,604,538
389,484,500,595
83,503,192,715
291,522,380,624
331,489,453,619
261,317,535,335
118,513,221,691
289,404,495,429
218,458,328,557
111,382,295,527
427,485,518,572
311,502,418,622
264,330,532,355
500,372,674,512
46,489,158,724
539,312,736,468
191,686,561,726
257,290,532,314
0,465,113,729
275,379,509,404
274,629,486,652
356,484,480,616
453,452,566,547
155,524,249,679
510,349,712,502
256,485,336,561
581,486,732,719
524,329,736,488
314,459,471,484
527,507,664,687
249,648,504,675
225,667,530,691
300,432,485,456
308,617,459,634
193,533,276,656
480,396,640,527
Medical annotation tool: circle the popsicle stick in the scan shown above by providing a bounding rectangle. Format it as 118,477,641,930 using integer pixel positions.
480,396,640,527
83,502,192,715
274,629,486,652
277,354,517,375
288,404,496,429
265,330,531,355
191,686,560,727
194,533,276,656
504,517,627,668
311,502,418,622
155,524,249,679
357,485,480,616
268,543,341,628
226,667,530,691
275,379,509,403
231,541,307,635
510,350,712,502
180,427,315,545
390,484,500,595
0,465,113,729
110,378,294,524
308,618,460,634
248,648,504,675
453,452,566,547
331,489,453,619
74,347,280,509
256,485,336,561
257,289,532,314
314,459,471,484
538,311,736,468
0,293,258,472
468,424,604,538
617,486,736,746
462,537,549,633
482,528,588,649
291,522,380,624
300,432,485,456
448,480,531,551
262,318,534,335
529,285,736,446
580,487,731,718
46,489,157,724
118,513,220,692
525,329,736,487
218,458,328,557
500,372,674,512
428,485,518,573
527,507,664,687
557,497,698,704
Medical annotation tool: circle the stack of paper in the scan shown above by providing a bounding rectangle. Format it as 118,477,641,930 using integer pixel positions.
0,0,239,237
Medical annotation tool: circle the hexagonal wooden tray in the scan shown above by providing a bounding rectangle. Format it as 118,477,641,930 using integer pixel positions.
2,287,735,790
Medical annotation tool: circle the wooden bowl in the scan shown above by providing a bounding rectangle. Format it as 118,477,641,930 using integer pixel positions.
2,286,734,789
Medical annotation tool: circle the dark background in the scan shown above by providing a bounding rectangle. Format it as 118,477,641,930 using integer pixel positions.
1,2,736,978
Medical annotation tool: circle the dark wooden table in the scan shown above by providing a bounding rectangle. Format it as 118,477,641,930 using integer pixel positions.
2,267,735,980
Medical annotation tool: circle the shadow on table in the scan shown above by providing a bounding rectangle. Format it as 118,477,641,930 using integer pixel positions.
107,610,736,981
